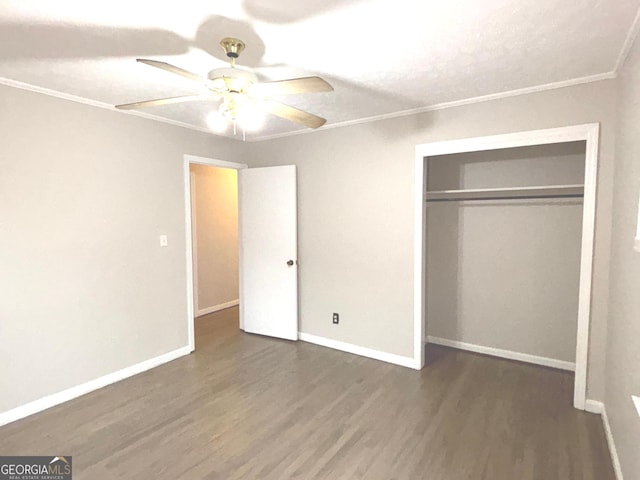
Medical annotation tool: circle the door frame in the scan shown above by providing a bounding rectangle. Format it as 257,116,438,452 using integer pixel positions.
184,154,248,352
413,123,600,411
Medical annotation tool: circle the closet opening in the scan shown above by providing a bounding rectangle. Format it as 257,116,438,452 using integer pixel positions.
413,124,600,410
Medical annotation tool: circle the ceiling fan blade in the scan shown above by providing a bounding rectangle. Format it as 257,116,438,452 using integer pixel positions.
263,100,326,129
137,59,210,85
115,95,204,110
252,77,333,96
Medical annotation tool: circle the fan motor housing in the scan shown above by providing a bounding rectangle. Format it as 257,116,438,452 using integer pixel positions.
208,67,258,93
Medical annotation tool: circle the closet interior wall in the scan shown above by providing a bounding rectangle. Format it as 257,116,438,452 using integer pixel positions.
425,142,586,366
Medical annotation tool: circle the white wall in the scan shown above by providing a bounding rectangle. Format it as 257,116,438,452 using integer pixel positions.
190,164,239,313
426,143,585,362
606,31,640,478
244,79,616,401
0,84,241,413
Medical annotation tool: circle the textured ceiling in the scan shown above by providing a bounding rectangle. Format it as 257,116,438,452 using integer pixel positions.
1,0,639,141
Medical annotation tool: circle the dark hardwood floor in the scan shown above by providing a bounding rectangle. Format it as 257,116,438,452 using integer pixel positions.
0,307,614,479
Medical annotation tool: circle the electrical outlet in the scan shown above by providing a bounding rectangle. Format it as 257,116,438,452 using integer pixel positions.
332,313,339,324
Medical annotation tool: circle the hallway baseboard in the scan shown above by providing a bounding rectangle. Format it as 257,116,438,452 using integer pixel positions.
197,299,239,317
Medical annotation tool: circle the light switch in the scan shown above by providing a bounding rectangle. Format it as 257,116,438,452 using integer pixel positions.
159,235,168,247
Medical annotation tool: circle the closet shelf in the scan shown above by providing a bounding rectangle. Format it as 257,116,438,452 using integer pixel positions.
425,184,584,202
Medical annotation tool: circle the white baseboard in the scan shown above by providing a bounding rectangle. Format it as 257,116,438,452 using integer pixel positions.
576,400,623,479
601,406,624,480
299,332,417,369
585,399,604,414
0,345,191,427
197,299,239,317
426,336,576,371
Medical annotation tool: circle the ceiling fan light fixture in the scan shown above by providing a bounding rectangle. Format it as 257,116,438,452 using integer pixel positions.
218,94,242,121
218,94,265,132
207,67,257,94
236,108,265,132
206,111,229,133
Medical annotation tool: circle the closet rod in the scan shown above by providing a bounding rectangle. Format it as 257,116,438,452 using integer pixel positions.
426,193,584,203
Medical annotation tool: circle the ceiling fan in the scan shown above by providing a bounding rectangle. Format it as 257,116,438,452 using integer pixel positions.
115,37,333,132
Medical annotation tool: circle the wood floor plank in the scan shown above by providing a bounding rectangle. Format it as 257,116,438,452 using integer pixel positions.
0,307,614,479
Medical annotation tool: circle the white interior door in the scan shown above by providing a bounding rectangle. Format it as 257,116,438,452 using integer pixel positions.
239,165,298,341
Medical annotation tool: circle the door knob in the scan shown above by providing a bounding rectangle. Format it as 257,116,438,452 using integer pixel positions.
287,260,295,266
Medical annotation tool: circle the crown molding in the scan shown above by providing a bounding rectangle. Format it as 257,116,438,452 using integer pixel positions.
249,71,616,142
1,71,616,144
615,5,640,73
0,76,227,137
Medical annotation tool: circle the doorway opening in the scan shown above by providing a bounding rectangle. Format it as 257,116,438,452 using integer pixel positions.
184,155,248,351
413,124,600,411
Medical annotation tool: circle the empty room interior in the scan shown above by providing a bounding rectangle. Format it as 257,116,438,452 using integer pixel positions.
1,1,639,479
